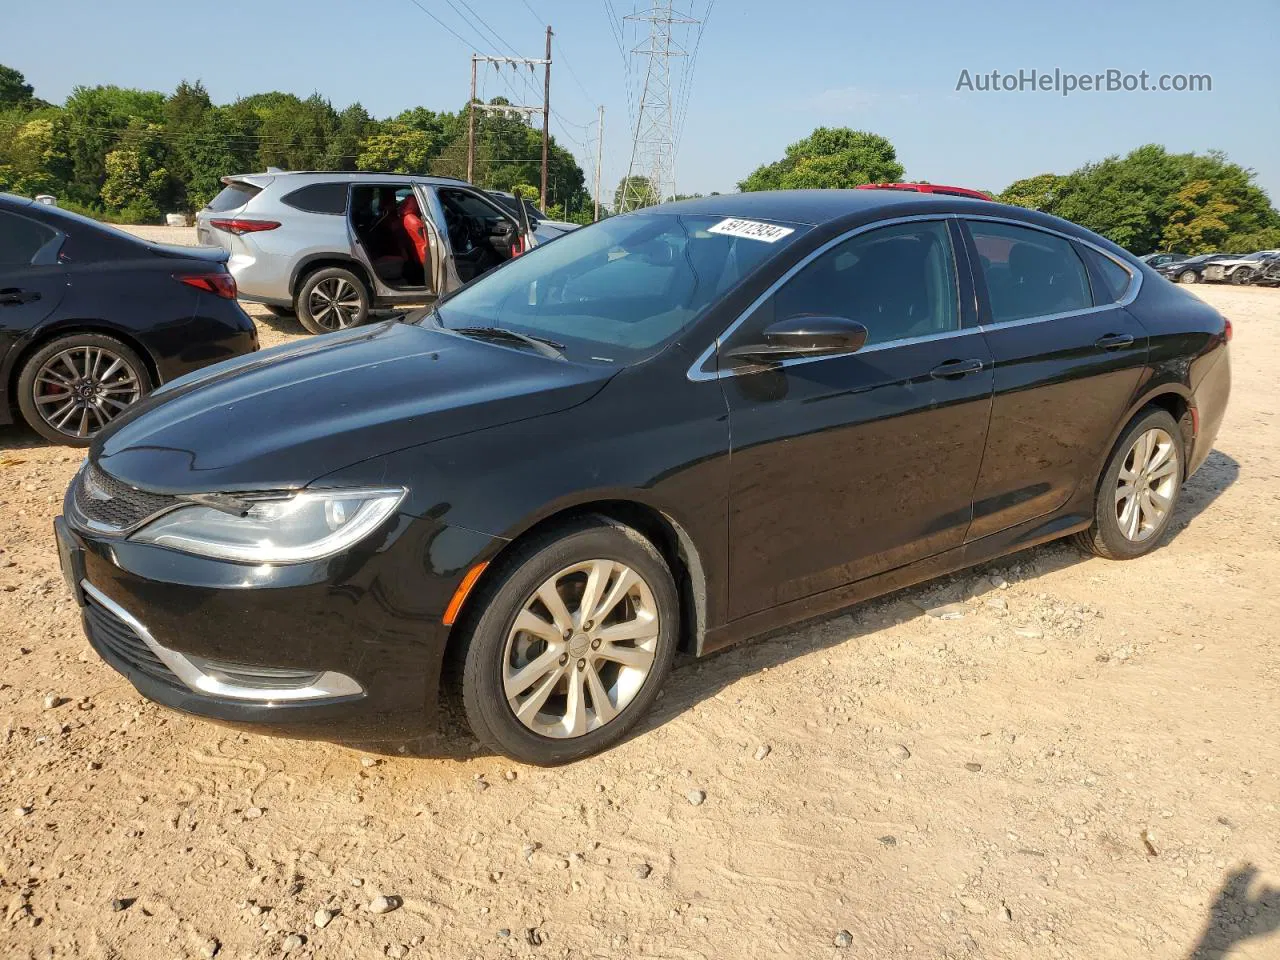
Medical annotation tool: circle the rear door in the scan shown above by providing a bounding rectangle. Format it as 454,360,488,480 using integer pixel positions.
961,217,1149,540
0,210,66,377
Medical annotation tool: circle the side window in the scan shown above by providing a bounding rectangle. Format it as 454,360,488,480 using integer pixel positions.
1079,245,1134,303
967,220,1092,323
280,182,350,215
751,220,959,348
0,212,59,266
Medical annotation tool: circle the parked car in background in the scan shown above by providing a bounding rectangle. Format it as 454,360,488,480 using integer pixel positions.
1200,251,1280,284
57,190,1230,764
195,172,535,334
1154,253,1235,284
486,190,580,244
855,182,992,200
1140,252,1189,268
0,193,257,445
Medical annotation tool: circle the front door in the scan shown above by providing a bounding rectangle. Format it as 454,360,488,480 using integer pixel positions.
960,218,1150,540
719,218,994,620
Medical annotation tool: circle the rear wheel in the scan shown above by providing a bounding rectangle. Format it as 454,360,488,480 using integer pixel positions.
296,267,369,334
1176,270,1198,284
459,517,679,765
16,333,152,446
1074,408,1183,559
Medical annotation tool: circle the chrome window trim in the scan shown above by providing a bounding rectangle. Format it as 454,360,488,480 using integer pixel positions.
686,212,1143,382
83,581,364,703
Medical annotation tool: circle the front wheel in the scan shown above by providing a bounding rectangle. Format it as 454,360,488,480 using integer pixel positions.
296,267,369,334
1176,270,1198,284
1231,268,1254,285
1074,408,1184,560
459,517,679,765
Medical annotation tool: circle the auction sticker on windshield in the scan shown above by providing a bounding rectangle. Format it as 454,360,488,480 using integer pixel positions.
707,218,795,243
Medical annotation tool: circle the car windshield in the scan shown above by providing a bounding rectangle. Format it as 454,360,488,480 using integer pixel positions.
431,212,809,363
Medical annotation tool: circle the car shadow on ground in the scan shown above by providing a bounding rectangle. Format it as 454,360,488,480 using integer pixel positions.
1185,864,1280,959
383,449,1241,760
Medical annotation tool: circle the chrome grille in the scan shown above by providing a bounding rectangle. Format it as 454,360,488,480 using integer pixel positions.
73,463,177,532
83,591,184,691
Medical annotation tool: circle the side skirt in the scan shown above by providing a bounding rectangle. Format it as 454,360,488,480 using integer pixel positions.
699,511,1091,657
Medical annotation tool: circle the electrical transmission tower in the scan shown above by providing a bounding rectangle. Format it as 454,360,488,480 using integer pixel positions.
619,2,698,212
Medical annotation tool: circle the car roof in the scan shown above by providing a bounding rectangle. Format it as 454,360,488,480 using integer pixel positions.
0,192,35,210
656,189,1023,226
226,171,472,187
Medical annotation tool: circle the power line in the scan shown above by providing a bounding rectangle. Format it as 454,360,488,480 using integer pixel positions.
674,0,713,157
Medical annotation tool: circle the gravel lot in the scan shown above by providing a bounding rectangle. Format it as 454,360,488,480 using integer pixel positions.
1,250,1278,958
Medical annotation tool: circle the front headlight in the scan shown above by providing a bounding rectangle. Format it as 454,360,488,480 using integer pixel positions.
130,487,406,563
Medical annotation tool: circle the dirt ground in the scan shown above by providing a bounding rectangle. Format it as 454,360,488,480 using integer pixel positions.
2,239,1278,958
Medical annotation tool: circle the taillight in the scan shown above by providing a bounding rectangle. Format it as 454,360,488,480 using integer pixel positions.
177,273,237,299
208,218,280,235
1223,318,1233,342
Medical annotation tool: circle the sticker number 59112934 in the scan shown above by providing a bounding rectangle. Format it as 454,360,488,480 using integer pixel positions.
706,218,795,243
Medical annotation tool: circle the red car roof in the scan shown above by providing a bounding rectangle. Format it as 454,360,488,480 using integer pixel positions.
856,182,991,201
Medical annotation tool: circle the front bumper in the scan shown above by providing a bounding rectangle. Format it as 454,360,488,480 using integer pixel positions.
55,497,502,741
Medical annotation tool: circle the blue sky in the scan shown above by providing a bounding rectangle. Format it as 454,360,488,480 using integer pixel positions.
7,0,1279,203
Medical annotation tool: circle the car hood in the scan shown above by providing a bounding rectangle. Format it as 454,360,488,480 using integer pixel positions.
92,320,614,494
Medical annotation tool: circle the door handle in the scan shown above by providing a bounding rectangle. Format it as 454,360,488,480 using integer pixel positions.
0,288,40,306
929,358,986,379
1094,333,1134,351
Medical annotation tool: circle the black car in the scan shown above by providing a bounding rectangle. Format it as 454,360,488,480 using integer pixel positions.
55,191,1231,765
1139,252,1189,268
1154,252,1234,284
0,194,258,444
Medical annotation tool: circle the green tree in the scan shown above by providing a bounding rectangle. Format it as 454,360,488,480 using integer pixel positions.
0,63,34,110
738,127,903,192
998,145,1280,254
0,117,69,196
999,173,1073,212
61,85,166,204
100,146,168,221
614,175,658,210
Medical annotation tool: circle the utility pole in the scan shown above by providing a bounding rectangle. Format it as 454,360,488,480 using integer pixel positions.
464,46,552,192
541,25,552,210
620,2,698,211
467,55,477,183
593,105,604,221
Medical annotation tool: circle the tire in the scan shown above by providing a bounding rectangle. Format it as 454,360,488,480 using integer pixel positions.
16,333,152,447
265,304,296,318
459,516,679,765
1073,408,1184,560
296,267,369,335
1231,268,1254,286
1176,270,1198,284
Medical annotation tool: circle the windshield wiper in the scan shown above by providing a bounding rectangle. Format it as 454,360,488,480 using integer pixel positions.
451,326,566,360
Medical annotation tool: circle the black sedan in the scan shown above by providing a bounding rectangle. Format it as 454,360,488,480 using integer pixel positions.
0,194,258,444
55,191,1231,765
1154,252,1234,284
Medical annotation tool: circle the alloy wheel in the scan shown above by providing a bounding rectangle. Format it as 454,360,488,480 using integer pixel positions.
1115,427,1179,542
307,277,362,330
31,345,142,440
502,559,660,739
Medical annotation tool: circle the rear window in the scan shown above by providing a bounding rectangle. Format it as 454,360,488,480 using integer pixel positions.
206,182,263,212
281,182,350,215
1080,246,1135,303
0,211,59,265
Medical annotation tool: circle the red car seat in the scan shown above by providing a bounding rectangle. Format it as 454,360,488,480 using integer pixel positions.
398,194,429,268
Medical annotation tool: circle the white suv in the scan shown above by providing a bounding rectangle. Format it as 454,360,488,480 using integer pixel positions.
195,172,536,334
